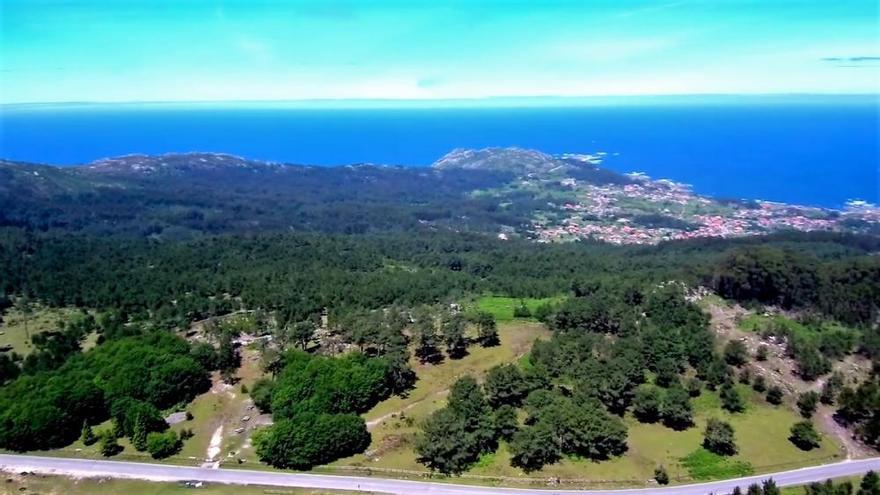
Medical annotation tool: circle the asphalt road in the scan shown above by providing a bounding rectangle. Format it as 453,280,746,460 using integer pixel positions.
2,454,880,494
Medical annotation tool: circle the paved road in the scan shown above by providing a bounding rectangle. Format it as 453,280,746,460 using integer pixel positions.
2,454,880,494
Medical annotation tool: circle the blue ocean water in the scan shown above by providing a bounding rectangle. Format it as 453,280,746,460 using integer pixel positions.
1,99,877,208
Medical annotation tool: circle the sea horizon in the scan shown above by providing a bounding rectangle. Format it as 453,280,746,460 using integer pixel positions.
1,96,877,209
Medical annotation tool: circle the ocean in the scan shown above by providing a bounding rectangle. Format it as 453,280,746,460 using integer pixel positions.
1,98,877,208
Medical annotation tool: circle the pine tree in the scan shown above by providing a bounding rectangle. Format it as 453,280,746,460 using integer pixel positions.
766,385,784,405
859,470,880,495
442,312,467,359
99,431,122,457
721,382,745,413
131,414,149,451
80,421,97,446
475,312,499,347
414,310,442,364
762,478,780,495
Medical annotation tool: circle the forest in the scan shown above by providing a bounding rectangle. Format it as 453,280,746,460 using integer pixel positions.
0,223,878,472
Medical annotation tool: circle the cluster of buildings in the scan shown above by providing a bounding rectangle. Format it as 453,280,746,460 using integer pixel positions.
532,174,879,245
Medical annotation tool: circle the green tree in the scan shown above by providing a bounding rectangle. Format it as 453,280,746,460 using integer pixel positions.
131,414,149,451
821,372,844,405
633,385,662,423
721,382,745,413
255,413,370,470
763,478,780,495
292,320,316,350
475,311,499,347
99,431,122,457
797,391,820,418
789,420,821,450
146,430,182,459
415,376,497,474
661,384,693,430
415,407,476,474
724,340,749,366
441,312,468,359
414,309,442,364
509,420,560,472
766,385,784,405
493,404,519,441
250,377,275,413
703,418,737,456
484,364,526,407
752,374,767,393
513,301,532,318
654,465,670,485
859,470,880,495
447,376,496,452
80,421,97,446
686,377,703,397
654,357,680,388
804,479,855,495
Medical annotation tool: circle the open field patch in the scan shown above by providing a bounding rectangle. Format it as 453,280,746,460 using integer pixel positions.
0,305,88,355
471,295,563,322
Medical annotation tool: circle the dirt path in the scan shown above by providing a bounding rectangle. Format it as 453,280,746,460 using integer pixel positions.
200,425,223,468
817,406,874,460
366,389,449,430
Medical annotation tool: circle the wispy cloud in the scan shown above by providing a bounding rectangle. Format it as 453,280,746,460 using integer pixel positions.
821,56,880,64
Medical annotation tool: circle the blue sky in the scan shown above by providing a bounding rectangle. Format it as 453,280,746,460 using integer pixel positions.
1,0,878,104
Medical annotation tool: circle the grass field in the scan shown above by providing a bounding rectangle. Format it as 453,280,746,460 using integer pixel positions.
14,315,846,489
780,475,863,494
328,322,551,472
471,295,563,322
328,361,842,486
1,474,365,495
460,385,841,484
0,305,89,355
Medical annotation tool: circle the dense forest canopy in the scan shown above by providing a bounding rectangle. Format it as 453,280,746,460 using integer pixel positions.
0,152,878,474
1,228,877,327
0,331,209,451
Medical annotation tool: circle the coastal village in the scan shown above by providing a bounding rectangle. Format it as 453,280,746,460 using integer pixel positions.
523,157,880,245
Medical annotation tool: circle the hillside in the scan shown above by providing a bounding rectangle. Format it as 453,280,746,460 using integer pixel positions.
1,147,878,242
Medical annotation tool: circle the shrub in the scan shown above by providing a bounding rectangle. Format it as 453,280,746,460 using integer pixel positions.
146,430,182,459
766,385,784,405
752,375,767,393
724,340,749,366
633,385,662,423
99,431,122,457
654,465,670,485
755,345,769,362
703,418,737,456
797,391,819,418
721,382,745,413
789,420,821,451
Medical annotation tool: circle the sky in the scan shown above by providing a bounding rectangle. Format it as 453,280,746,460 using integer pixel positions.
1,0,878,104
